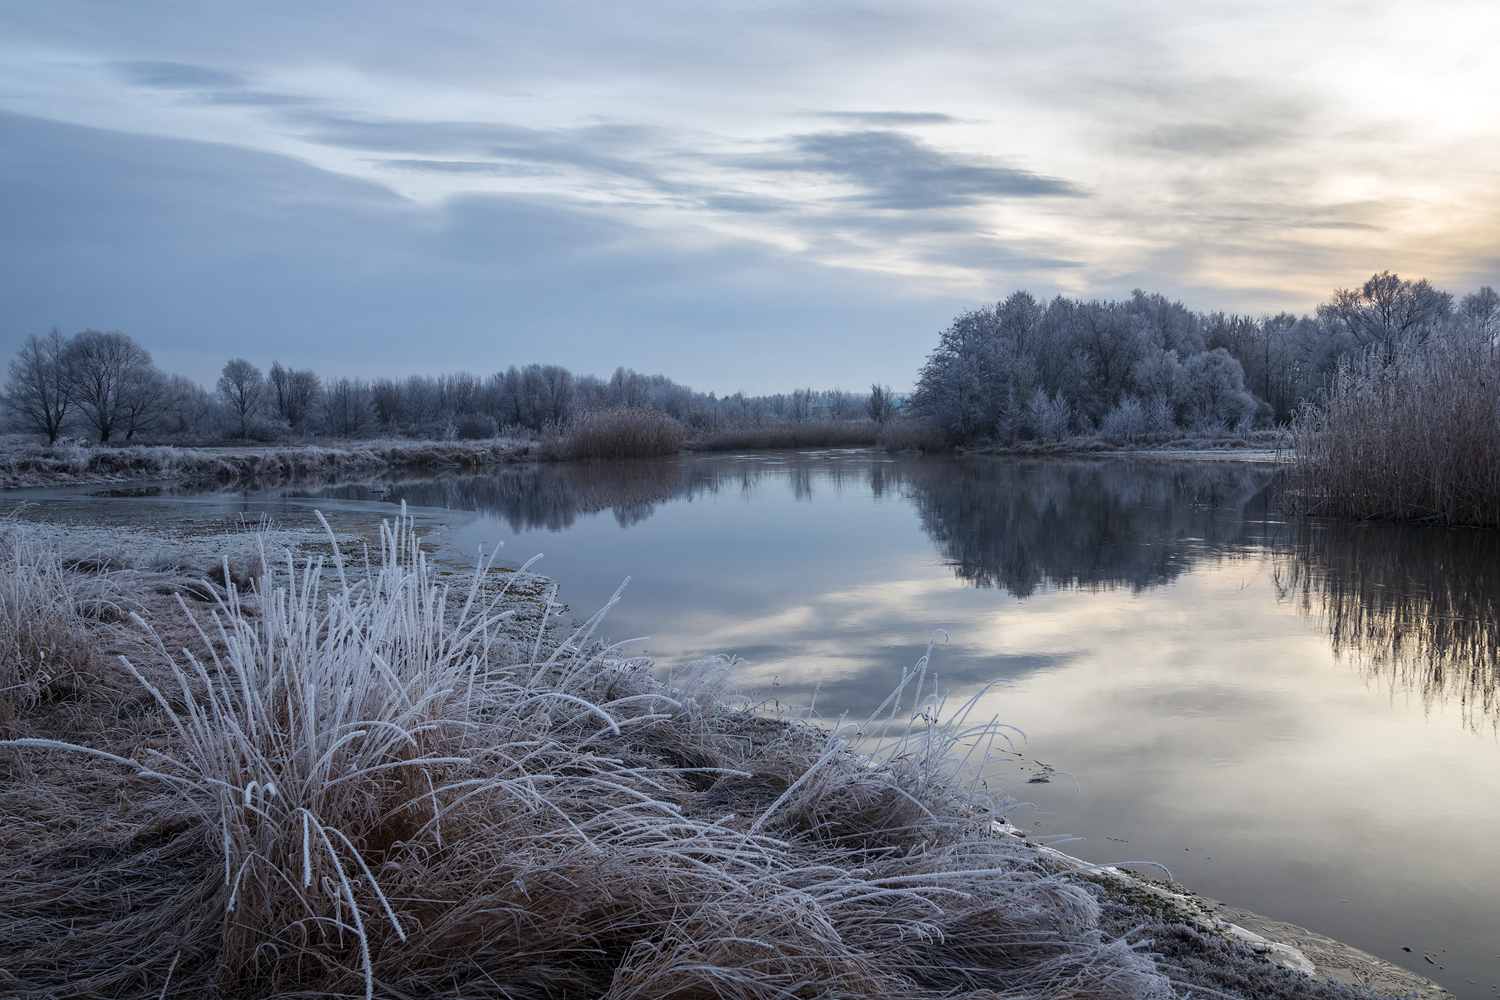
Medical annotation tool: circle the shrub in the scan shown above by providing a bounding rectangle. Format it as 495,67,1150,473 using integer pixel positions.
544,407,685,459
1291,338,1500,526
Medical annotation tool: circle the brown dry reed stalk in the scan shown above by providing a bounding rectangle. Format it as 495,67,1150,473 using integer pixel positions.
1,509,1169,1000
543,407,685,460
875,416,952,452
685,419,881,452
1290,338,1500,527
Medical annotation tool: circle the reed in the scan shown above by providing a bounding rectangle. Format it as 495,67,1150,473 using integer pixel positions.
1290,338,1500,526
875,416,951,452
542,407,685,460
685,419,880,451
1,513,1170,1000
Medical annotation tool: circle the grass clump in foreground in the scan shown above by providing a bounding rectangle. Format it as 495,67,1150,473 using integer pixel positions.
1290,338,1500,526
542,406,685,460
0,512,1185,1000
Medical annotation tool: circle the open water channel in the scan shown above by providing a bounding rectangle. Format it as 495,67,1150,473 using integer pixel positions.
10,451,1500,997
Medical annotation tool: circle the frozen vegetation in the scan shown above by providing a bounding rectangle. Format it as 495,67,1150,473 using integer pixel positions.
0,437,534,490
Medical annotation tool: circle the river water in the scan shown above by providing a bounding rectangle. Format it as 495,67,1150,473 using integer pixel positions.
10,451,1500,997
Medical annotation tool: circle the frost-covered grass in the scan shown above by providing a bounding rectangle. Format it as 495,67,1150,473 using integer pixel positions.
0,511,1189,1000
0,515,131,731
0,435,535,490
1290,339,1500,527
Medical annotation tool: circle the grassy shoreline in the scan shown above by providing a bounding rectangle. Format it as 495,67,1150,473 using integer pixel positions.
0,510,1440,999
1,431,1296,494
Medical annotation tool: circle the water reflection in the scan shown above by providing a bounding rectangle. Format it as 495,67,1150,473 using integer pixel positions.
1276,519,1500,730
275,454,1500,728
900,460,1276,596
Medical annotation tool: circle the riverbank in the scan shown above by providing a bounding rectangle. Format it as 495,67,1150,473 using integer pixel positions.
0,436,536,491
1,431,1295,492
960,429,1290,460
0,508,1445,999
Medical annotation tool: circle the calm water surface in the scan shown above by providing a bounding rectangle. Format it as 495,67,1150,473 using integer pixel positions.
13,452,1500,997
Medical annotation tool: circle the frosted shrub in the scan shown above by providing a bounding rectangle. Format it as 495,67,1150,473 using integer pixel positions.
1025,389,1074,441
1099,396,1149,442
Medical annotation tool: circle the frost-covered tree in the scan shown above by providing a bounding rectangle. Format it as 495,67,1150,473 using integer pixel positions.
117,364,174,441
217,358,266,439
268,362,322,430
1318,271,1452,360
1458,286,1500,342
322,377,371,437
63,330,156,443
1176,348,1258,431
2,329,73,443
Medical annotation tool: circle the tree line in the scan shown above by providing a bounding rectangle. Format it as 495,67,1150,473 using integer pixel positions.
910,272,1500,444
2,329,890,444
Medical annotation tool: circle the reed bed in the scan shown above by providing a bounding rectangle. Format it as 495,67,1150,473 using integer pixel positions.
542,407,685,460
685,419,880,452
1290,339,1500,527
875,416,952,452
0,512,1180,1000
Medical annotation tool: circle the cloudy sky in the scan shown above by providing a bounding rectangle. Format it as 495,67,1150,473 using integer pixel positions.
2,1,1497,391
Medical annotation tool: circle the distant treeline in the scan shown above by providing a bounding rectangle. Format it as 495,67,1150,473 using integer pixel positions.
1,332,887,444
6,270,1497,457
910,272,1499,444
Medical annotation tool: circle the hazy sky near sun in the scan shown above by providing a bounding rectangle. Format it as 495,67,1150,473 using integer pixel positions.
2,1,1498,391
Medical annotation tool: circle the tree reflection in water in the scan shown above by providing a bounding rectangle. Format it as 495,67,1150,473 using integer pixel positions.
280,453,1499,728
898,459,1277,596
1275,518,1500,731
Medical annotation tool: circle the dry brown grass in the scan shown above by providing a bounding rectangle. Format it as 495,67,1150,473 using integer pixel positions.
543,407,685,460
685,419,880,451
1290,338,1500,526
0,513,1177,1000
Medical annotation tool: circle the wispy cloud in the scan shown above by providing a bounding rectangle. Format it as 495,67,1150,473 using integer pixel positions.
108,60,246,90
761,130,1082,209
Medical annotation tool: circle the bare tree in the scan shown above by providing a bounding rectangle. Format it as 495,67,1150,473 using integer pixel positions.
117,365,174,441
268,362,323,430
867,383,895,424
160,374,216,437
217,358,265,438
2,329,73,443
63,329,155,443
323,377,371,437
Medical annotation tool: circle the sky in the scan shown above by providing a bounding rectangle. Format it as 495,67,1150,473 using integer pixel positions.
2,1,1498,392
